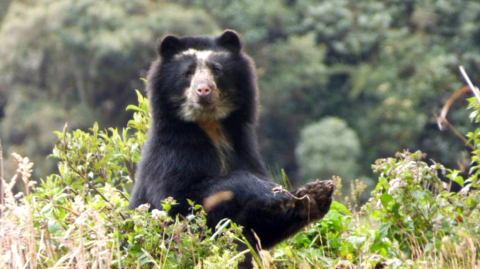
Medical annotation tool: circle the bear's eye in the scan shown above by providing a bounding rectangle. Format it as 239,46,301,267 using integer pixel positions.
211,65,222,76
185,70,194,78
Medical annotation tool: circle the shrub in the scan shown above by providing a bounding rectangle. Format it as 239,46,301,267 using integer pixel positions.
296,117,361,183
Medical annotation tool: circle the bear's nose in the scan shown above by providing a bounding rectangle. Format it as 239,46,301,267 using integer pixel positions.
196,84,212,97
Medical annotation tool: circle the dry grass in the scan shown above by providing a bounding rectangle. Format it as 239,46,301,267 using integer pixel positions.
0,153,118,269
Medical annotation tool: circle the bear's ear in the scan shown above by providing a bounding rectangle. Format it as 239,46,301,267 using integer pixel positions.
217,30,242,53
157,35,182,59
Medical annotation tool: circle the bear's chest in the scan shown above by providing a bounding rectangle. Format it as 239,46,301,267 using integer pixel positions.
197,120,233,175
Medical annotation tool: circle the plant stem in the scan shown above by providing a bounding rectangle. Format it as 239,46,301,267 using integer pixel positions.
0,140,3,217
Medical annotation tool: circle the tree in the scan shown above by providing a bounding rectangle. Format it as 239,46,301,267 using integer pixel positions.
296,117,361,184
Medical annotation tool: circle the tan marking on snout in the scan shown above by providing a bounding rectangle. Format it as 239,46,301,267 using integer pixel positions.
191,65,218,99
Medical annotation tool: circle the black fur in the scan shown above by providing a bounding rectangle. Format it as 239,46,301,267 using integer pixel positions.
129,30,334,267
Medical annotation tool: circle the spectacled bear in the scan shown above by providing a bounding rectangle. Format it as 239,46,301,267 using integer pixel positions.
129,30,334,267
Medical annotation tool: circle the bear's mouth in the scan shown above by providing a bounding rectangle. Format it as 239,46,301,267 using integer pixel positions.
326,181,335,196
178,97,236,122
194,100,216,111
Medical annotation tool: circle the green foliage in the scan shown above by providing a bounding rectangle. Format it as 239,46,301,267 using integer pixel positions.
274,148,479,268
366,150,479,255
51,91,150,193
273,93,480,268
296,117,361,183
272,195,402,269
180,0,300,45
0,86,94,176
0,91,247,268
258,34,329,173
300,0,392,59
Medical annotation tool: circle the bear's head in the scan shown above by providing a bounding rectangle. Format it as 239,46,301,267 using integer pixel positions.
148,30,256,123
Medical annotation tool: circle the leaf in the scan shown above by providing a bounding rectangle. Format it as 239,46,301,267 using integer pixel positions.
452,175,464,187
47,220,61,233
380,192,393,208
347,236,366,247
126,104,142,112
424,243,434,253
41,203,53,214
211,219,231,241
371,210,383,219
330,201,351,215
379,222,390,238
162,203,171,211
411,190,424,200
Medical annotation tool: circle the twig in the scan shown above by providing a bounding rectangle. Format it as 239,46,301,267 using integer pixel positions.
272,185,309,202
227,249,250,265
116,188,129,201
0,139,4,214
459,66,480,102
437,86,470,130
437,115,475,150
272,185,312,223
56,204,80,217
436,66,480,150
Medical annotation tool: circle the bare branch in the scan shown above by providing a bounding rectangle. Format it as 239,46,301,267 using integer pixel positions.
459,66,480,102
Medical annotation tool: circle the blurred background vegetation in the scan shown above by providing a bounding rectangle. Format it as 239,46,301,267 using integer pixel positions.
1,0,479,190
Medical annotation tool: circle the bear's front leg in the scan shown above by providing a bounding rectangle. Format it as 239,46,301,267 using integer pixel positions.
200,176,334,269
227,179,334,250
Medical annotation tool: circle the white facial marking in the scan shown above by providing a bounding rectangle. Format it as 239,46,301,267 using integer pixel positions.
182,49,213,61
175,49,230,61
